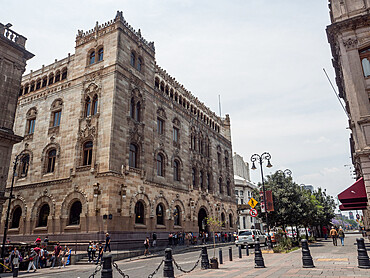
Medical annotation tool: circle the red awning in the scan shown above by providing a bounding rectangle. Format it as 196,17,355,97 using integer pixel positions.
338,177,368,211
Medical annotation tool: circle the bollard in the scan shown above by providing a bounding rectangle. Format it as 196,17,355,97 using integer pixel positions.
356,238,370,269
254,238,265,268
301,239,315,268
238,245,242,258
246,244,249,256
163,248,175,278
201,246,210,269
101,254,113,278
228,247,233,261
219,248,223,264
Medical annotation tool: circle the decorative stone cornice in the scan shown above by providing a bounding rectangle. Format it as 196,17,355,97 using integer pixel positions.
7,177,71,191
343,37,359,50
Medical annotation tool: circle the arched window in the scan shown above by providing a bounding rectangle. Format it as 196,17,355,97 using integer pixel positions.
129,144,138,168
160,82,165,92
174,206,181,226
221,213,225,228
135,201,144,224
156,204,164,225
42,77,47,87
155,78,159,89
30,82,35,92
55,71,61,82
219,178,223,194
174,160,180,181
229,213,233,228
36,79,41,90
38,204,50,227
20,154,30,178
85,97,91,117
61,68,67,80
137,57,142,71
83,141,93,166
47,149,56,173
130,98,135,119
98,48,104,62
48,74,54,85
130,52,136,67
24,85,29,95
92,95,98,115
157,153,164,176
90,51,95,64
192,168,197,187
11,206,22,229
135,102,141,122
226,180,231,196
69,201,82,225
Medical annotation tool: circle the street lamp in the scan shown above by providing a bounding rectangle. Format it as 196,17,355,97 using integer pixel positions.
277,169,292,177
251,152,272,248
1,154,23,262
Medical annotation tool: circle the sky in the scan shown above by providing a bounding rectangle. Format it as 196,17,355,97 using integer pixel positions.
1,1,356,212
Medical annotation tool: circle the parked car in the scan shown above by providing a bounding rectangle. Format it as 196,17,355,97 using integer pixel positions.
235,229,267,248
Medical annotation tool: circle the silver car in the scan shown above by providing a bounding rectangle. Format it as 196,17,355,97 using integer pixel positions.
235,229,267,247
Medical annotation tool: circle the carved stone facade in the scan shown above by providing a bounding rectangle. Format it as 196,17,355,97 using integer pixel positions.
327,0,370,231
0,23,33,218
1,12,236,245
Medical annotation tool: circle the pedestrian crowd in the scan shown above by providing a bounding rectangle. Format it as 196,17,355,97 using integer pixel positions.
322,225,346,246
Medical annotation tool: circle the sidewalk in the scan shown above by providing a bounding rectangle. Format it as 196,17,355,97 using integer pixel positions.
179,234,370,277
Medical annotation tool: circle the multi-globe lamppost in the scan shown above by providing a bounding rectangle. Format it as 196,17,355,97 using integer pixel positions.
277,169,292,177
251,152,272,248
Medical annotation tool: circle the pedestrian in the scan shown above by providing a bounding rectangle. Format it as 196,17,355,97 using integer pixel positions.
26,248,37,273
51,242,62,269
144,237,150,256
8,247,19,272
96,242,104,264
44,235,49,245
61,245,69,268
92,241,97,261
152,232,157,247
338,226,345,246
104,233,111,252
329,226,338,246
11,250,20,277
33,245,41,269
322,226,328,240
87,241,93,262
40,246,48,268
35,236,41,245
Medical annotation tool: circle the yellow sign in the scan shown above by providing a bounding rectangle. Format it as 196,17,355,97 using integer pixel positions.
248,197,258,208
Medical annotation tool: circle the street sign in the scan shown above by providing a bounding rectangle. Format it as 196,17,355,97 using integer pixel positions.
248,197,258,208
259,191,274,212
250,208,258,217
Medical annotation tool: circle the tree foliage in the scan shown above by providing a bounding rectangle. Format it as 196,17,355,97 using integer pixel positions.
252,171,336,232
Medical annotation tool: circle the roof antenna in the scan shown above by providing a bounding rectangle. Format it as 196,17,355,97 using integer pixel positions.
218,94,222,117
323,68,351,120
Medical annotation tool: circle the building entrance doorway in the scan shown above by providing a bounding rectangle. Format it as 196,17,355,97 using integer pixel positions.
198,208,208,233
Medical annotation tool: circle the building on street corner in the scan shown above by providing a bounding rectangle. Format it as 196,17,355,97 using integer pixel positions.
233,153,261,230
326,1,370,233
0,11,237,246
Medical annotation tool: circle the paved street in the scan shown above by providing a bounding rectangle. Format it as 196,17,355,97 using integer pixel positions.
1,234,370,277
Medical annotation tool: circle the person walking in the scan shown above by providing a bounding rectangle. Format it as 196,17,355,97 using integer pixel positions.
152,232,157,247
338,226,345,246
8,247,20,272
51,242,62,269
104,233,111,252
87,241,93,262
92,242,97,261
61,245,69,268
26,248,37,273
329,226,338,246
96,243,104,265
144,237,150,256
322,226,328,240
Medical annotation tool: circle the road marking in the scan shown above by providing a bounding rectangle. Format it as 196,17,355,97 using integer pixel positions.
316,258,348,261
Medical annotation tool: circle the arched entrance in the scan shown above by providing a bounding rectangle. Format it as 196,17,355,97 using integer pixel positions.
198,208,208,233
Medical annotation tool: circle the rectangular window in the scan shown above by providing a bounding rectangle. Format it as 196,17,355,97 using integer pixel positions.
157,118,164,135
53,111,62,127
173,127,179,142
235,190,238,196
28,119,35,134
240,199,244,205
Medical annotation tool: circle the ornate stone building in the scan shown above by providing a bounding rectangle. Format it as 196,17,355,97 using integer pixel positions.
1,12,236,245
0,23,33,219
326,0,370,232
